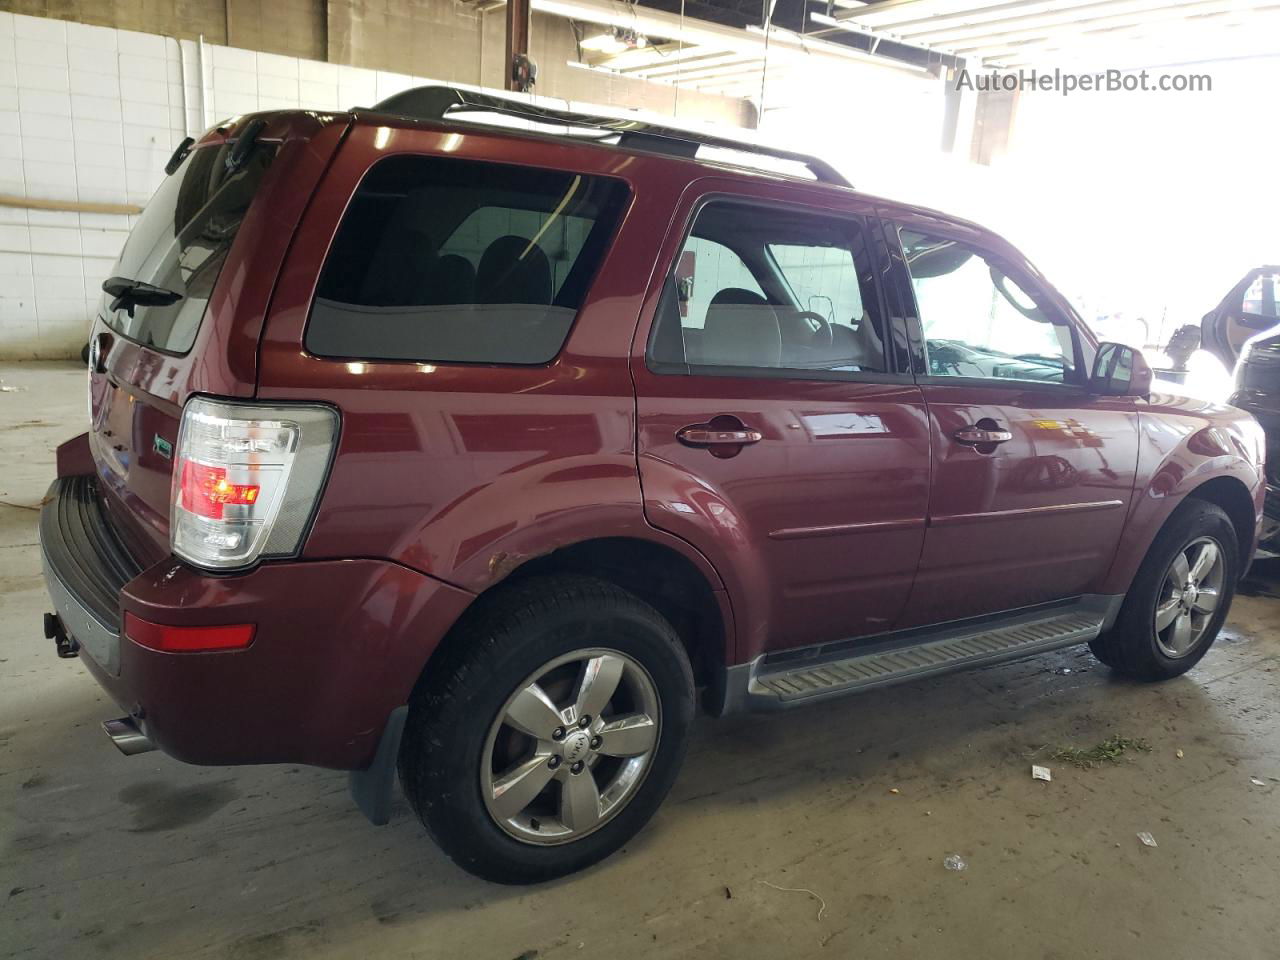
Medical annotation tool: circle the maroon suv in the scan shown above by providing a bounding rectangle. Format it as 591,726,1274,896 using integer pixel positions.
41,87,1264,883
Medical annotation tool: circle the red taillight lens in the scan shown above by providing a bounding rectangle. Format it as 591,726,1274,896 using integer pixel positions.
170,398,338,570
124,612,255,652
178,461,261,520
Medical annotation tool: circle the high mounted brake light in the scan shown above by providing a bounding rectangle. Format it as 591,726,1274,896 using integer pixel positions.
171,398,338,569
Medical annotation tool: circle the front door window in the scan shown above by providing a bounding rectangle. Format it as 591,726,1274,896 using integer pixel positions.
900,229,1075,384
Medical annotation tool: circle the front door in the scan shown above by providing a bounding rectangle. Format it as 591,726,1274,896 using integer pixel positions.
632,189,931,659
884,217,1142,628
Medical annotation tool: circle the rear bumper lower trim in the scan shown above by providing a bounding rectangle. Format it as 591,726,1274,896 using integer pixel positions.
39,475,140,676
42,543,122,675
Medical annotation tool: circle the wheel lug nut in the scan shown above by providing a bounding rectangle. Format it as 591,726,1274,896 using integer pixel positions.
552,726,565,741
578,715,591,728
547,755,562,769
570,761,584,774
589,735,602,749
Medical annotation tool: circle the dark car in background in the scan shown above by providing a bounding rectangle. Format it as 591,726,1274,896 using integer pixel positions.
1202,267,1280,552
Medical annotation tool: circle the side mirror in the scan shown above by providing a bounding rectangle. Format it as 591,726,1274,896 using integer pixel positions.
1090,341,1153,397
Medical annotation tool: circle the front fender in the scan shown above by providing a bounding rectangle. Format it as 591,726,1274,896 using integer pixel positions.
1101,396,1264,594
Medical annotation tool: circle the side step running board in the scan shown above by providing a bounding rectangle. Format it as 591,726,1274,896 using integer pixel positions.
732,597,1119,712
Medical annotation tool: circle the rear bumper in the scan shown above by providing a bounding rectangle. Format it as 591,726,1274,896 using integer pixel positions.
40,475,474,770
40,475,141,675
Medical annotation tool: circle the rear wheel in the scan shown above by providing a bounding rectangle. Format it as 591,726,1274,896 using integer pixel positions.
398,575,694,884
1090,499,1238,680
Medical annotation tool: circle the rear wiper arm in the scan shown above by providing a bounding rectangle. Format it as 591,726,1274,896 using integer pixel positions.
102,276,183,317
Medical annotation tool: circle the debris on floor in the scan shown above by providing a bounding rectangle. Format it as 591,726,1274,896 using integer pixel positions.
1251,777,1267,786
1031,764,1052,782
1176,749,1185,759
756,879,826,921
889,787,900,794
943,854,968,872
1137,832,1158,848
1051,735,1151,768
0,379,21,393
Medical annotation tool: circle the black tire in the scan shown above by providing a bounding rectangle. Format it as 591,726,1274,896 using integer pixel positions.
1089,499,1239,680
398,574,695,884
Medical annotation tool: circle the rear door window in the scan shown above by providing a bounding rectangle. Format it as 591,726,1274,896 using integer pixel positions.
648,200,887,376
105,140,276,354
307,155,629,365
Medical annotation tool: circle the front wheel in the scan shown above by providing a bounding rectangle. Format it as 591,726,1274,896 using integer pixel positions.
1090,499,1238,680
398,575,694,884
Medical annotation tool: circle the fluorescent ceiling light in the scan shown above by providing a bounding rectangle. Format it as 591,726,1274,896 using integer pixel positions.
581,32,629,54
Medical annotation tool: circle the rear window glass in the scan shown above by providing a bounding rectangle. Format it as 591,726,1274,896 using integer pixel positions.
306,155,629,365
105,139,276,353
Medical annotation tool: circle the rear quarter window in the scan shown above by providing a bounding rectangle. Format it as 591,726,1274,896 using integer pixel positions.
306,155,629,365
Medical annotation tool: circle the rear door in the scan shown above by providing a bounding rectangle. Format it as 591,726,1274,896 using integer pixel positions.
882,214,1141,628
632,183,931,659
88,114,343,562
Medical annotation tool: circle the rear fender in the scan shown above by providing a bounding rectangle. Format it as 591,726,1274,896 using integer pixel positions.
634,455,771,664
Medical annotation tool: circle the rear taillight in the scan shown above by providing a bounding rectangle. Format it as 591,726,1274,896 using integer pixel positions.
171,397,338,569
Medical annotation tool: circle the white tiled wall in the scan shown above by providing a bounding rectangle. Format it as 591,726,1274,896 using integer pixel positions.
0,12,442,359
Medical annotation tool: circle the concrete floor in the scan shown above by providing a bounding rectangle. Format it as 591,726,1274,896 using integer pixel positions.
2,361,1279,960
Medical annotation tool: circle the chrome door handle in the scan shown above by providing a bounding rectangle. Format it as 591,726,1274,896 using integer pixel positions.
676,426,763,446
954,425,1012,445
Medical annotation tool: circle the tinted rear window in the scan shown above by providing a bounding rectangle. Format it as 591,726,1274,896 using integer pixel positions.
105,139,276,353
306,155,629,365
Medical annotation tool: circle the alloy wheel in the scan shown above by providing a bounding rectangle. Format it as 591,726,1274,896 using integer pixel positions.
480,648,661,845
1154,535,1226,658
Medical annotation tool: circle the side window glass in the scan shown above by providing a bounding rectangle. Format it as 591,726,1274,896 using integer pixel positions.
901,228,1075,385
438,207,597,299
674,237,763,333
307,156,628,365
650,201,887,375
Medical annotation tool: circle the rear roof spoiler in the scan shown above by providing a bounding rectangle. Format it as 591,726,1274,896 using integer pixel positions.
367,85,851,188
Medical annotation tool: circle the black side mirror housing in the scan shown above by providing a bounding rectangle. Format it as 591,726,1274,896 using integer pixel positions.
1089,341,1153,397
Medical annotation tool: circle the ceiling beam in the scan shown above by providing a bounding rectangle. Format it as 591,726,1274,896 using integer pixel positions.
901,0,1223,43
621,50,751,78
652,56,769,82
810,12,962,56
530,0,934,75
924,0,1264,47
970,3,1280,60
861,0,1152,35
838,0,1048,29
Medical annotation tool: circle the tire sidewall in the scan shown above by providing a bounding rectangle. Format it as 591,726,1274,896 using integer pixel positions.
409,587,694,883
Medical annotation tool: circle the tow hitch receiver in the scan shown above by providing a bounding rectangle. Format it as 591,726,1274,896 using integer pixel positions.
43,612,79,659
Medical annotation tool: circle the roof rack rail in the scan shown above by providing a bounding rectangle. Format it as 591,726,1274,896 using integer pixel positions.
368,86,850,188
